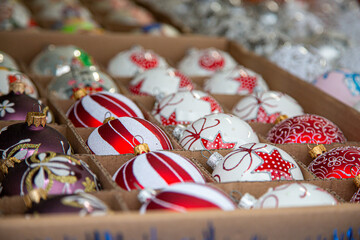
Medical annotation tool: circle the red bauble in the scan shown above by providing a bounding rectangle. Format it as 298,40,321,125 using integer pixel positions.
87,117,173,155
308,146,360,179
113,151,205,191
140,182,236,213
267,114,346,144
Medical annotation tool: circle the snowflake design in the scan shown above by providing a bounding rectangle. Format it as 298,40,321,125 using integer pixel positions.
201,132,236,150
0,99,15,117
253,149,295,180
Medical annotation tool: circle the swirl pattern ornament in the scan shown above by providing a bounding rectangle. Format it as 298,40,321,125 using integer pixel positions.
308,146,360,179
267,114,346,144
0,152,101,197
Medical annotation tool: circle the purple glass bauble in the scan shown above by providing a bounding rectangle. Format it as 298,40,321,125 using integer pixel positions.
0,91,53,123
0,152,101,197
0,121,72,160
26,192,109,216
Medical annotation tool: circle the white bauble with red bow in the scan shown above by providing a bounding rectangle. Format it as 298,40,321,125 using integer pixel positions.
108,46,168,77
67,91,144,128
178,48,237,77
139,182,236,213
152,90,223,126
232,91,304,123
208,143,304,183
204,66,269,95
179,113,259,151
87,117,173,155
113,151,205,191
128,67,194,96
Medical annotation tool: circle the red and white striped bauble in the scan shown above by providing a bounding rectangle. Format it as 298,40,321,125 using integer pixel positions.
113,151,205,191
87,117,173,155
140,182,236,213
66,91,144,128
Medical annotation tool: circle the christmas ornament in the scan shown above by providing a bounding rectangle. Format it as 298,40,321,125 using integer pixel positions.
57,17,102,34
107,45,168,77
47,66,119,100
152,90,223,126
0,67,38,98
138,23,180,37
67,91,143,128
232,90,304,123
269,44,330,82
0,50,19,70
267,114,346,144
25,192,109,216
0,152,101,197
207,143,304,183
308,145,360,179
113,151,205,191
0,0,35,31
312,69,360,107
350,174,360,203
128,67,194,97
238,183,338,209
87,117,173,155
178,48,238,77
105,3,155,26
0,82,54,123
30,45,96,76
139,182,236,213
204,66,269,95
0,110,72,160
177,113,259,151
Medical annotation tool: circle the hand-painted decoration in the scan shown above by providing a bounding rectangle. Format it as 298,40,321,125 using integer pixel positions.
0,67,38,98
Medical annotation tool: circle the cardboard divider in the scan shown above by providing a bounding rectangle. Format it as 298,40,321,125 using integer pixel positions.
0,190,126,216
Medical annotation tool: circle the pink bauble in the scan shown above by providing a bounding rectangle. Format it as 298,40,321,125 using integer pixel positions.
209,143,304,183
128,67,194,96
312,69,360,107
179,113,259,151
232,91,303,123
87,117,173,155
67,91,144,128
140,182,236,213
152,90,223,126
308,146,360,179
178,48,237,77
113,151,205,191
108,45,168,77
267,114,346,144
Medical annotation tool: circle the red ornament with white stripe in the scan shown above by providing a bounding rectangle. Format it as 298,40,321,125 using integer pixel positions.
139,182,236,213
128,67,194,96
239,183,338,209
178,48,237,77
87,117,173,155
208,143,304,183
152,90,223,126
66,91,144,128
267,114,347,144
204,66,269,95
113,151,205,191
179,113,259,151
108,46,168,77
232,91,304,123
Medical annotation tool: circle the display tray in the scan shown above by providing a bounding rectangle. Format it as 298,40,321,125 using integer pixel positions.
0,30,359,240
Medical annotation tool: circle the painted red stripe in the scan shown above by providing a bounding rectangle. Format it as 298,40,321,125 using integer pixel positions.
98,119,140,154
136,118,173,150
76,100,103,127
94,93,139,117
115,160,144,190
147,153,195,184
67,103,86,127
156,192,220,210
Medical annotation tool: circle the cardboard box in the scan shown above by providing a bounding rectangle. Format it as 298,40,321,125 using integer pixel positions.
1,30,360,240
